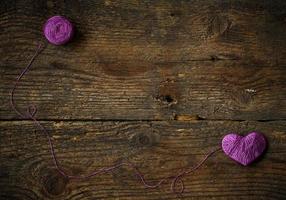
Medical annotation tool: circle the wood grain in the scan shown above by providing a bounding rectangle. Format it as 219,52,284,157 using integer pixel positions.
1,0,286,121
1,61,286,120
1,0,286,64
1,121,286,199
1,0,286,199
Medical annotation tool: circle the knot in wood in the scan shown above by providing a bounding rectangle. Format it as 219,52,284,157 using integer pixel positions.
42,170,69,197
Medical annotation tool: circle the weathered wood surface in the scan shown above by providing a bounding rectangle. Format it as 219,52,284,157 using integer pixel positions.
2,61,286,121
1,0,286,121
1,0,286,199
1,121,286,199
1,0,286,64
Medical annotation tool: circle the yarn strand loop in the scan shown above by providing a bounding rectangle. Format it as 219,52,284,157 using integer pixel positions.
10,44,221,194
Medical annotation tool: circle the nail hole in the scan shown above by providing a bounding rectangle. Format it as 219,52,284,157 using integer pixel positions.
164,95,174,103
210,55,218,61
155,94,177,106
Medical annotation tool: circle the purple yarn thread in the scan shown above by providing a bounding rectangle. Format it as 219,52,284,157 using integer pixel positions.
43,16,74,45
10,15,268,195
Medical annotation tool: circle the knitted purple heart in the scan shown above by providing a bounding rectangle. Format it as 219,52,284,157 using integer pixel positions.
222,132,266,166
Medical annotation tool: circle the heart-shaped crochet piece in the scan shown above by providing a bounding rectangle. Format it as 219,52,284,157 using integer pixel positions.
222,132,267,166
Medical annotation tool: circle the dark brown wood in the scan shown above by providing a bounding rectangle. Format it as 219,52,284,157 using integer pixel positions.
1,121,286,199
1,0,286,199
1,61,286,120
1,0,286,121
1,0,286,65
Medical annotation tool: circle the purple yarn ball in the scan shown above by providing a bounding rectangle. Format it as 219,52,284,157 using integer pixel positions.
43,16,74,45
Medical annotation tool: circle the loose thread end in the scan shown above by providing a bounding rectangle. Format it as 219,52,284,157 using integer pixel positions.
10,42,222,195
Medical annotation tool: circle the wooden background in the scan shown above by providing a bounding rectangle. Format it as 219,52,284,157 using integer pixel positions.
1,0,286,199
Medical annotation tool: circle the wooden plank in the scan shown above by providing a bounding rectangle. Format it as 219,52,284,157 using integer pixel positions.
1,0,286,121
1,1,286,199
0,120,285,199
1,61,285,120
1,0,286,65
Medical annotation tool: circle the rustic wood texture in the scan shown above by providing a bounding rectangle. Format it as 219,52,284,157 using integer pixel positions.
1,121,286,199
1,0,286,199
1,0,286,121
2,61,286,121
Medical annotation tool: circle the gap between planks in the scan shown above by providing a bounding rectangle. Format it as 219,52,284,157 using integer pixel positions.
0,118,285,122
